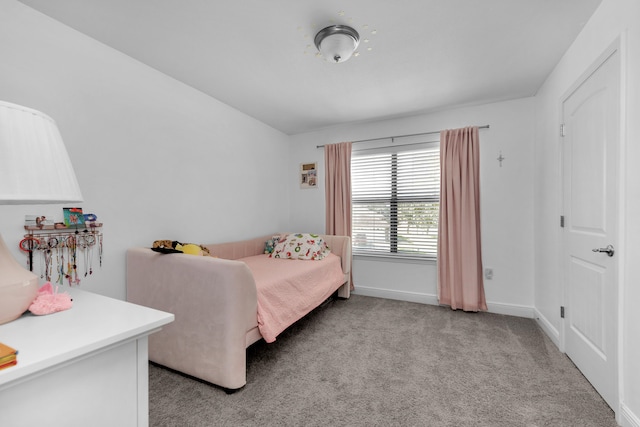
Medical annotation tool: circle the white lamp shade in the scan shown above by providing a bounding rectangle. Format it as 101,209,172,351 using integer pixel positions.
0,100,83,204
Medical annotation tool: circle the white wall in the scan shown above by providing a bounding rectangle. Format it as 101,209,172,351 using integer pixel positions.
0,0,290,300
289,97,536,317
533,0,640,424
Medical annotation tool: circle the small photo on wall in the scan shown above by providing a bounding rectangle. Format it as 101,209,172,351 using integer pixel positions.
300,162,318,189
63,207,85,227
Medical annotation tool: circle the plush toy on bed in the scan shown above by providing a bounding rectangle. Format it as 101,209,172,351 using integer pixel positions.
152,240,211,256
264,235,282,254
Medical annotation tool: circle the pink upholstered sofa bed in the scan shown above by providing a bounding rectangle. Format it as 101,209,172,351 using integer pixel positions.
126,233,351,390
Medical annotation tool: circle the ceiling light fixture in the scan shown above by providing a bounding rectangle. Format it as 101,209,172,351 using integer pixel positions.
314,24,360,63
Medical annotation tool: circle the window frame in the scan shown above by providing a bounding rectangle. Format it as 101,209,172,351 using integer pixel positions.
351,141,440,261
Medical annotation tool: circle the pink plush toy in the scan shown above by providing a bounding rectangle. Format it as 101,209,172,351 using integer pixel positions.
28,282,73,315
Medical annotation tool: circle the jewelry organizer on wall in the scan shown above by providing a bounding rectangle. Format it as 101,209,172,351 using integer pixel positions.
21,223,103,286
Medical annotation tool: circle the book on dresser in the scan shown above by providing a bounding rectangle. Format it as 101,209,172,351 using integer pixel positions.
0,342,18,370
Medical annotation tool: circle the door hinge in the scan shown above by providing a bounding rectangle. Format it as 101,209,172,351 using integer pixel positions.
560,215,565,228
560,123,566,137
561,306,565,318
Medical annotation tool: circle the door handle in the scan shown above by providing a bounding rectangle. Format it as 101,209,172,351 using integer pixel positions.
592,244,615,257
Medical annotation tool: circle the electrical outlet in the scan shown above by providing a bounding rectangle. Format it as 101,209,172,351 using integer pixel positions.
484,268,493,280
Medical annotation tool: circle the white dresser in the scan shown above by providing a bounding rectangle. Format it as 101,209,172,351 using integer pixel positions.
0,288,174,427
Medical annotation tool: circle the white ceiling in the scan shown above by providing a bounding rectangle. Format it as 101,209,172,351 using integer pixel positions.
19,0,602,135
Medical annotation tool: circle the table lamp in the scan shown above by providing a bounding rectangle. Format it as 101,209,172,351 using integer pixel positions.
0,100,83,325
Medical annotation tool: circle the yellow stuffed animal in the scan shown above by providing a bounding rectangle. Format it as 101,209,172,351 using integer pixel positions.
176,243,207,256
152,240,211,256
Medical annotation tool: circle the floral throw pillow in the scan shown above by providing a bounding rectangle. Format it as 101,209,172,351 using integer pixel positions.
269,233,330,260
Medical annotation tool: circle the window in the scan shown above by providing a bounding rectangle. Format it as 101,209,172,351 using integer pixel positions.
351,142,439,258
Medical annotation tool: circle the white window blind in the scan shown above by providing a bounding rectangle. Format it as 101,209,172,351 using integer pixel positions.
351,142,440,258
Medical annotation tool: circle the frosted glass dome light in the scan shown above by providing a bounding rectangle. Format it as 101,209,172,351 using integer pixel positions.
314,25,360,63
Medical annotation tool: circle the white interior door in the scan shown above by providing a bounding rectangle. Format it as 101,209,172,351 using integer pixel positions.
561,47,619,410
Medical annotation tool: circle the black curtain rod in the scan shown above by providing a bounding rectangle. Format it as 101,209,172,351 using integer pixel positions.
316,125,490,148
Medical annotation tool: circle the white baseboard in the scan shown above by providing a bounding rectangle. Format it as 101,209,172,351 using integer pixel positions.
621,403,640,427
352,286,534,318
534,308,561,349
486,301,535,318
352,287,439,305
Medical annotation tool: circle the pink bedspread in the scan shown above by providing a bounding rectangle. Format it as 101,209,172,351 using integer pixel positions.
239,253,345,343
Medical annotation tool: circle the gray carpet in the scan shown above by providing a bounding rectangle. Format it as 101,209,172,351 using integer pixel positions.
149,294,617,426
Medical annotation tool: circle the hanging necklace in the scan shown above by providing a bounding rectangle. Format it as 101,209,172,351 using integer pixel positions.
89,235,94,275
98,233,103,267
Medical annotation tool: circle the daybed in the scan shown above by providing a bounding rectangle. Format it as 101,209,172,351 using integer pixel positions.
126,233,351,390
